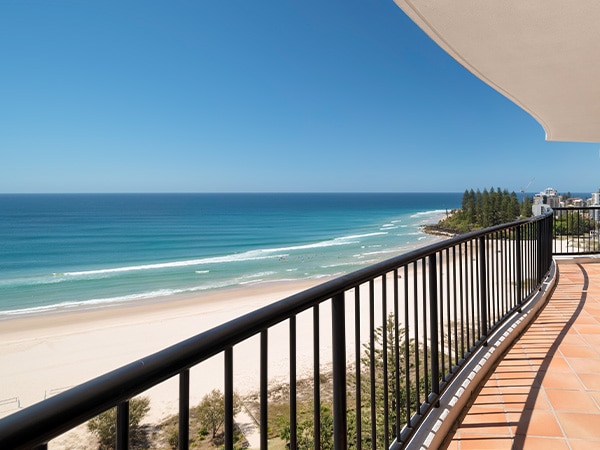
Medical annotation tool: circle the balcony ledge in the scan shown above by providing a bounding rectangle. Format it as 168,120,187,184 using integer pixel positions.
400,262,557,449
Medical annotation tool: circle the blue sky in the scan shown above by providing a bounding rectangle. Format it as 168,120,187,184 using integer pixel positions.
1,1,598,194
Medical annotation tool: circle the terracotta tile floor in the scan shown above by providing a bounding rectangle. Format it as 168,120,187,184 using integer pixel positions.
445,259,600,449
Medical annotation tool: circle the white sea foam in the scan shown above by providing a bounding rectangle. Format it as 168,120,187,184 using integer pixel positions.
335,232,387,240
0,272,114,288
0,282,245,318
320,262,359,269
9,233,382,289
0,194,462,317
63,252,289,277
360,248,402,257
241,271,276,280
61,234,366,278
410,209,447,218
0,290,181,317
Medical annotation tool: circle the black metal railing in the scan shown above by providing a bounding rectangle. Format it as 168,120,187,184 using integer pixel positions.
553,206,600,255
0,213,554,450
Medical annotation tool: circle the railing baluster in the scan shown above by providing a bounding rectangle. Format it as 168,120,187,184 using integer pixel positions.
537,220,544,284
179,369,190,450
503,231,509,313
468,240,475,349
444,248,450,376
404,265,411,432
421,259,429,397
116,400,129,450
393,268,400,440
260,330,268,450
225,347,233,450
428,254,440,402
313,306,321,450
479,236,488,341
495,233,499,320
413,261,420,411
369,280,376,450
354,287,362,450
382,274,390,448
332,292,347,450
516,226,522,306
290,316,297,450
458,244,469,358
452,246,459,367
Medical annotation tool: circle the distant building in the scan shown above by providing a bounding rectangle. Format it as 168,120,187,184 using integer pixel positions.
532,204,553,215
532,187,561,215
533,188,600,220
590,190,600,221
564,198,584,207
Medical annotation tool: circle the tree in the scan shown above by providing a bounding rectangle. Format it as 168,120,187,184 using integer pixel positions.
87,396,150,450
510,191,521,219
462,189,476,224
196,389,242,442
521,196,533,218
355,314,425,448
554,211,593,236
281,402,334,450
435,187,524,233
274,314,427,449
481,188,492,227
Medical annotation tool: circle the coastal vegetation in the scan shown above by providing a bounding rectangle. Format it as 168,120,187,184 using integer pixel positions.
255,315,426,449
87,396,150,449
196,389,242,442
85,315,427,449
426,187,530,235
554,210,594,236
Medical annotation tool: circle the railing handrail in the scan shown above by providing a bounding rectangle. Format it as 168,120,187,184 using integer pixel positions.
0,212,553,449
553,206,600,209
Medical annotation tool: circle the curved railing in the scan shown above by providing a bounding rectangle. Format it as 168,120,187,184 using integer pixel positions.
552,206,600,255
0,213,553,449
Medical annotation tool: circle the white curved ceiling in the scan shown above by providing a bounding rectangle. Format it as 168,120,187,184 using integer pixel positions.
393,0,600,142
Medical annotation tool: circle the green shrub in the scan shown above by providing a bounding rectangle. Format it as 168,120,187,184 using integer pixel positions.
87,396,150,450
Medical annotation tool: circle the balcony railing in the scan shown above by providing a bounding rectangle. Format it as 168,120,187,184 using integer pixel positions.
0,213,554,450
552,206,600,255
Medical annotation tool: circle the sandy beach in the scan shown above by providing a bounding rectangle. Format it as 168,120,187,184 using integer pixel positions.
0,279,333,422
0,249,468,417
1,269,412,448
1,240,500,448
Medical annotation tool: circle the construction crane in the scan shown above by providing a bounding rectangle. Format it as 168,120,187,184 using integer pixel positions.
520,177,535,202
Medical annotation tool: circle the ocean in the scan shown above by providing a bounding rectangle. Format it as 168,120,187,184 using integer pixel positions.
0,193,461,318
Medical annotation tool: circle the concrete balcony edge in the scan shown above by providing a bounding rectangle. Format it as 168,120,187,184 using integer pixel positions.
402,261,558,450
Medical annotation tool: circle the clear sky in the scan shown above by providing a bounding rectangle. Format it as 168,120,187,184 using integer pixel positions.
1,1,598,194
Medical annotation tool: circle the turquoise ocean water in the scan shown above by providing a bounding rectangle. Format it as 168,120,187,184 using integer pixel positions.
0,193,461,317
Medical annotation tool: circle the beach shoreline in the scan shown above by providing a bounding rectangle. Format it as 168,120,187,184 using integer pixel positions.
0,210,453,448
0,278,328,422
0,233,450,423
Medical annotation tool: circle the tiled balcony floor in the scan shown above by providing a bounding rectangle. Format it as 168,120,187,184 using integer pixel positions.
445,258,600,449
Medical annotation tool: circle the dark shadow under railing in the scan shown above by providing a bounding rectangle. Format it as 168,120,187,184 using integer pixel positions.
553,206,600,255
0,213,554,450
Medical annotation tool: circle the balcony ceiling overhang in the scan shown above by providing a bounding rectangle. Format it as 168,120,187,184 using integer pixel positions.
393,0,600,143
